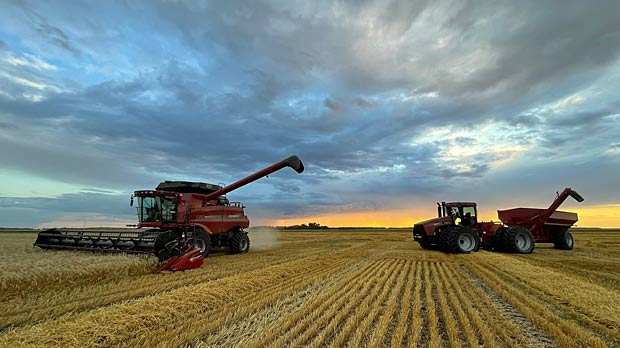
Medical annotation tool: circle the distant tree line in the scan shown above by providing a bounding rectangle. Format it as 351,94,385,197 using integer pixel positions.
277,222,330,230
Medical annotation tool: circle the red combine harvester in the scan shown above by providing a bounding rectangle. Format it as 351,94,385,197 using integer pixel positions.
412,187,584,254
34,155,304,271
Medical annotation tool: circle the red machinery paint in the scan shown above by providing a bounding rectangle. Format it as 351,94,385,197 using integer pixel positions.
412,187,584,254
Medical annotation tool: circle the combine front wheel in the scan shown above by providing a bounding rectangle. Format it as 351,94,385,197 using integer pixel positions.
230,230,250,254
193,231,211,258
553,228,574,250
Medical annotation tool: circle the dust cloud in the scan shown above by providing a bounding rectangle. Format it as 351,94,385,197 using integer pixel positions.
248,227,280,250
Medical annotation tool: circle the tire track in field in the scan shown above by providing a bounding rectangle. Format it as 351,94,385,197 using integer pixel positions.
435,263,499,347
466,260,608,348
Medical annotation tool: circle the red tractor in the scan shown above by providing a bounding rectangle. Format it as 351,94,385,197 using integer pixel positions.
35,155,304,266
412,187,584,254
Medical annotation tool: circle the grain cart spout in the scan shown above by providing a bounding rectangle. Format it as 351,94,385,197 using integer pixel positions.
34,155,305,272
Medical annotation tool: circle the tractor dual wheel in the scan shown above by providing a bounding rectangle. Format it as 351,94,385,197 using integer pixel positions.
492,227,508,252
500,226,535,254
444,226,480,254
418,240,439,250
553,228,574,250
230,230,250,254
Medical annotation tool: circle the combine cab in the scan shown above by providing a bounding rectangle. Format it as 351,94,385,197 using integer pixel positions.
35,155,305,269
412,187,584,254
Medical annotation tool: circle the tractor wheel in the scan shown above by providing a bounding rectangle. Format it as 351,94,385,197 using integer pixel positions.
501,226,535,254
553,228,574,250
445,226,480,253
193,231,211,258
438,229,451,252
229,230,250,254
418,240,439,250
492,227,508,252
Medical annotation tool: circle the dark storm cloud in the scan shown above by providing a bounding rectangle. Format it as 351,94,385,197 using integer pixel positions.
19,2,81,56
0,0,619,226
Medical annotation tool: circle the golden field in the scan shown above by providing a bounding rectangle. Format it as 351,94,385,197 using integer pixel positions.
1,229,619,347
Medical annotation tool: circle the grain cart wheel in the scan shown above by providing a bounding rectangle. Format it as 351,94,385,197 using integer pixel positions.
502,226,535,254
193,231,211,258
445,226,479,253
553,228,574,250
229,230,250,254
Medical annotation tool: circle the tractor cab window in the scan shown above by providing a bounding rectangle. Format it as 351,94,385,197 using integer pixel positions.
461,206,477,226
449,207,461,221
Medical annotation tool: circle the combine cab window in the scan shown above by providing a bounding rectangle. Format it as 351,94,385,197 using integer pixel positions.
137,195,177,222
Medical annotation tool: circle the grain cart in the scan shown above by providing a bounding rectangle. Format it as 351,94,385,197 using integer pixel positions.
34,155,305,268
412,187,584,254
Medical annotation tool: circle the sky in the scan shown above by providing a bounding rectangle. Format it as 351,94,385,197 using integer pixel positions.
0,0,619,228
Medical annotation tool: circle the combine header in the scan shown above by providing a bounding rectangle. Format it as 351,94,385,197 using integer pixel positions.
35,155,305,270
412,187,584,254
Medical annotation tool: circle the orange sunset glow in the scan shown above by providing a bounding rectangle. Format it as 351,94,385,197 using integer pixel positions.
273,204,620,229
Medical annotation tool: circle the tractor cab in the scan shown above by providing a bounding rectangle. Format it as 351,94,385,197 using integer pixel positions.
131,191,179,223
440,202,478,227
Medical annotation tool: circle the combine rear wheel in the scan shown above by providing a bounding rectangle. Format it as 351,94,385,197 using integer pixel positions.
553,228,574,250
229,230,250,254
445,226,479,253
501,226,535,254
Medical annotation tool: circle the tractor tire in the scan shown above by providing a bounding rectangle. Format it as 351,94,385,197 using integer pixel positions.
193,231,211,258
492,227,508,252
553,228,574,250
418,240,439,250
229,230,250,254
445,226,480,253
501,226,535,254
438,229,451,252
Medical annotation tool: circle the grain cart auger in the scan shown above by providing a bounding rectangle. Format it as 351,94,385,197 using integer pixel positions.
34,155,305,271
412,187,584,254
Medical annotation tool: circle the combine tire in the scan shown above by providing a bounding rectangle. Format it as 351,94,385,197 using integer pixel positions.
154,231,180,261
501,226,535,254
553,228,574,250
229,230,250,254
445,226,479,253
193,231,211,258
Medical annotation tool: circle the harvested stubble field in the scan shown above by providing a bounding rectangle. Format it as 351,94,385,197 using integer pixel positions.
1,229,619,347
